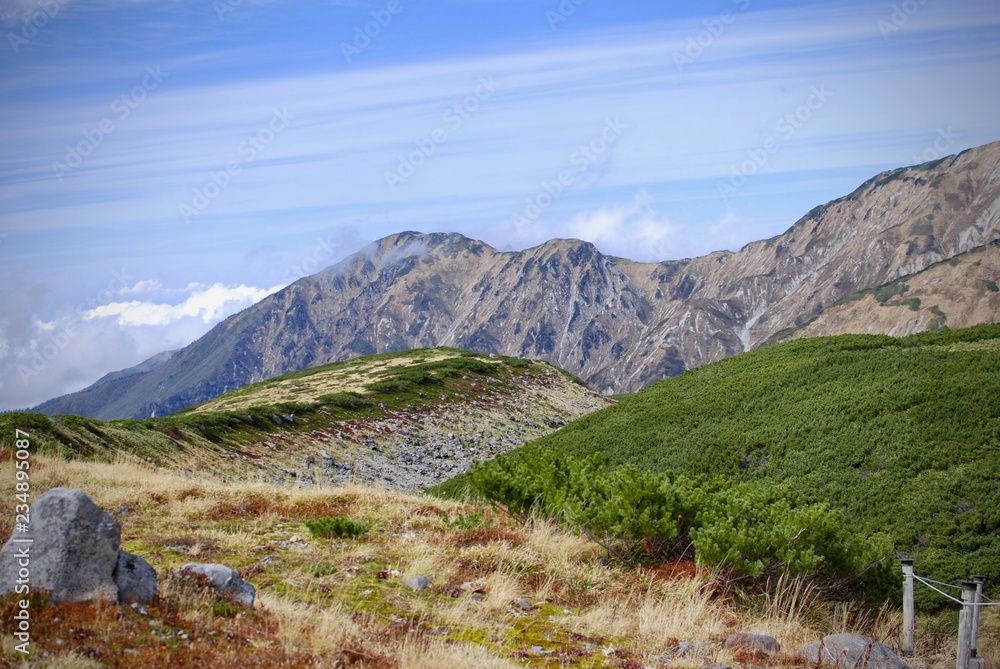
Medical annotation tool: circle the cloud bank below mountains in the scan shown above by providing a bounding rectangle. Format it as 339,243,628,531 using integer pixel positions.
0,279,284,411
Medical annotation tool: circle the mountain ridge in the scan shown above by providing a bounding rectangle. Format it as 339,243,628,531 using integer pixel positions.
37,141,1000,419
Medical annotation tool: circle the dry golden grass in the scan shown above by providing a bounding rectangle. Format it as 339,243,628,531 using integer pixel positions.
191,350,469,414
1,454,992,668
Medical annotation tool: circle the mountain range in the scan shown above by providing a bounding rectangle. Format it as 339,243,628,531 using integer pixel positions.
38,142,1000,419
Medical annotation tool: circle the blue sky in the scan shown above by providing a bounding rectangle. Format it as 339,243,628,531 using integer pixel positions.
1,0,999,410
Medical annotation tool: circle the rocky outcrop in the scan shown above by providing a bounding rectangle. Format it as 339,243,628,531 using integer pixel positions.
785,242,1000,341
0,488,164,607
143,360,613,492
0,488,121,603
38,143,1000,417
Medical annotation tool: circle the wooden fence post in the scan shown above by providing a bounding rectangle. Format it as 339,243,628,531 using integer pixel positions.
956,580,976,669
970,576,984,659
902,559,915,656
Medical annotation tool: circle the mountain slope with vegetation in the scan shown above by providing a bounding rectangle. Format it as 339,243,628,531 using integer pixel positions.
774,241,1000,341
37,142,1000,419
2,348,611,491
438,324,1000,604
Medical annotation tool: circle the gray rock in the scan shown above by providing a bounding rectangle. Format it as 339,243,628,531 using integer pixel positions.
678,641,711,658
178,563,255,608
403,575,430,591
114,550,157,604
0,488,121,603
726,632,781,654
514,598,532,610
701,664,732,669
797,634,909,669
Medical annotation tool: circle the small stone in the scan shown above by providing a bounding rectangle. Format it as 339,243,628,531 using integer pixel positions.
115,506,130,517
726,632,781,654
678,642,711,658
514,598,532,611
178,563,255,609
596,557,611,569
403,575,430,591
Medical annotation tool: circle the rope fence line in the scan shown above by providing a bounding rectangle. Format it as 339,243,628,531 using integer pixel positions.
918,576,963,591
913,574,1000,607
902,561,992,669
913,575,965,605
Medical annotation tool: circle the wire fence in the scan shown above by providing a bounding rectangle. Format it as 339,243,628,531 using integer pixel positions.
913,573,1000,607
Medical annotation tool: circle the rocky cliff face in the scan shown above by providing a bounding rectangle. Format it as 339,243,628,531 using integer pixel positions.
38,142,1000,418
785,242,1000,340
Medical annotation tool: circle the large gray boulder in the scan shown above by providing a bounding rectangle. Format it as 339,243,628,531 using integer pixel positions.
178,563,255,609
0,488,120,603
114,550,157,604
797,634,909,669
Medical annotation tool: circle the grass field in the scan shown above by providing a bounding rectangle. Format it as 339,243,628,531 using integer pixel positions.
4,453,993,668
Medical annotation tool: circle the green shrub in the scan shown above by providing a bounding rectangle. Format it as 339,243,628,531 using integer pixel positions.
366,379,413,394
690,482,890,589
318,392,370,409
446,325,1000,605
466,447,890,591
873,282,908,304
304,516,370,539
563,465,701,563
440,510,492,531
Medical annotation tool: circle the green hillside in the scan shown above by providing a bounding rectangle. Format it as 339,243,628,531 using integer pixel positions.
0,347,537,463
437,325,1000,603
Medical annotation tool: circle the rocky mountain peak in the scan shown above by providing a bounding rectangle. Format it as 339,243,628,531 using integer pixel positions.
36,142,1000,418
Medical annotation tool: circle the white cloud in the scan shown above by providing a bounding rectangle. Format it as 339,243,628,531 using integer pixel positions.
0,279,286,411
113,278,164,295
560,191,678,262
85,282,285,327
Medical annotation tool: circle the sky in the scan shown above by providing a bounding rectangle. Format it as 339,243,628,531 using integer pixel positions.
0,0,999,411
